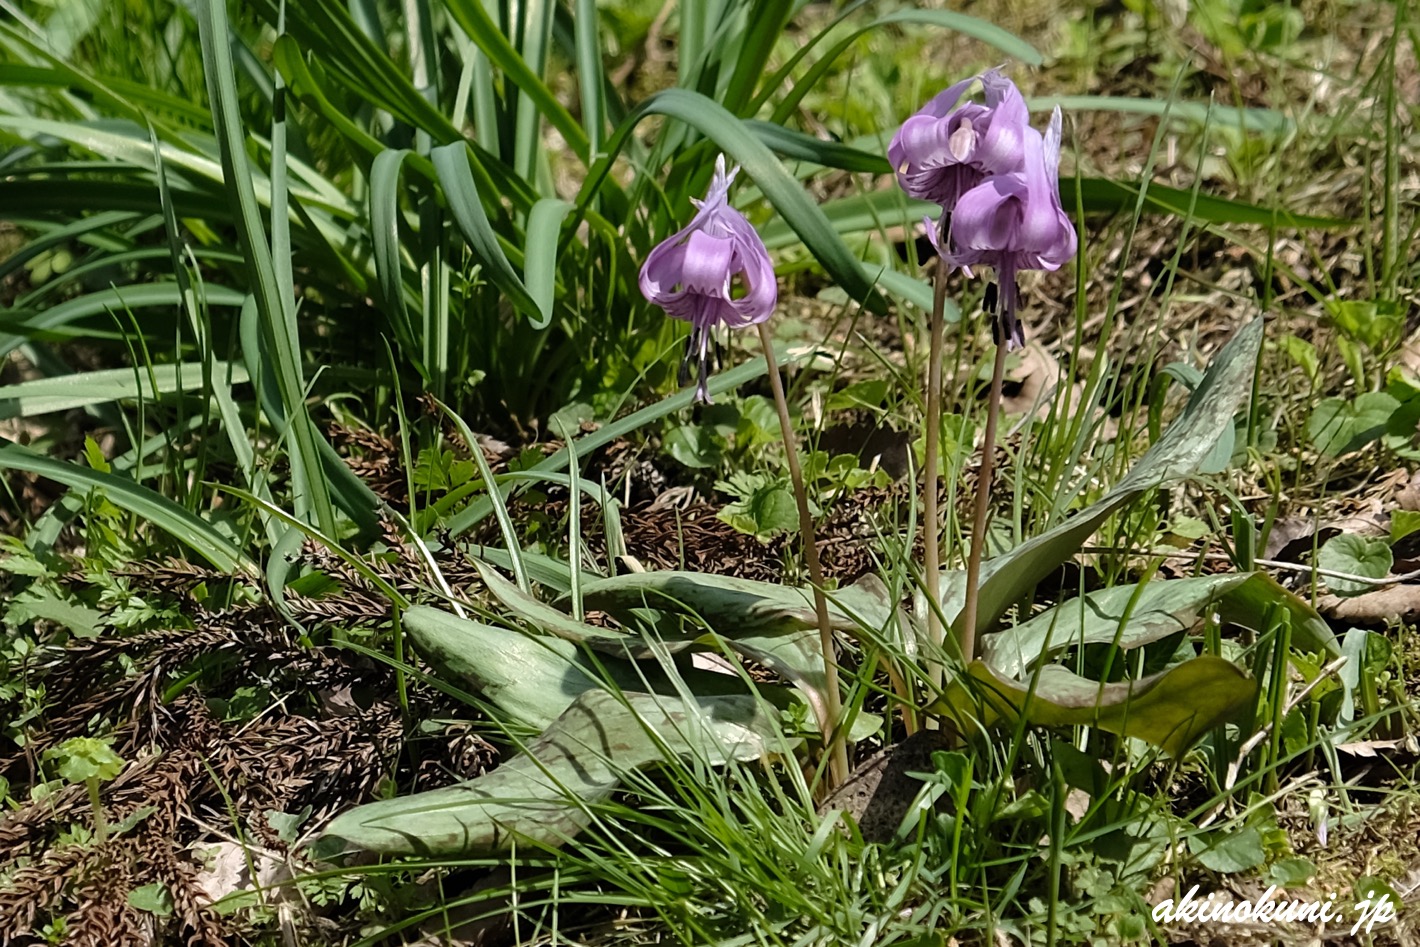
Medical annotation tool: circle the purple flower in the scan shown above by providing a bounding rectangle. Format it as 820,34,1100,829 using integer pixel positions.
947,107,1077,349
888,69,1031,212
639,155,777,403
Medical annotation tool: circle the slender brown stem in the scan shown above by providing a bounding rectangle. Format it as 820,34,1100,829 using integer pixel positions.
957,337,1009,663
921,265,948,704
757,323,849,787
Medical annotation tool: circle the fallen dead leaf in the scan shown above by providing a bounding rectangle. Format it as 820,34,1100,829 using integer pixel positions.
189,841,291,908
1335,736,1420,757
999,341,1088,423
1316,585,1420,624
1064,788,1091,822
1264,518,1340,562
1395,469,1420,512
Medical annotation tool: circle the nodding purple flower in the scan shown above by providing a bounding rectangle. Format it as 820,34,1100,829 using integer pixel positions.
639,155,777,403
888,69,1031,211
947,107,1077,350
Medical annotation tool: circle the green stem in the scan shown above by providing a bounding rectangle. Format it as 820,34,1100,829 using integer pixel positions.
957,337,1009,663
758,322,849,787
86,778,108,844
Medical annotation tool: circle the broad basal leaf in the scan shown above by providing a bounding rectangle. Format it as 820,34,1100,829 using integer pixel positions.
568,570,896,733
403,604,661,730
474,560,643,654
571,570,896,637
981,572,1338,678
314,690,778,857
954,318,1263,643
951,657,1257,758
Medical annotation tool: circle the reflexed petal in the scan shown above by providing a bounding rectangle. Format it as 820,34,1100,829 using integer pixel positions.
1043,106,1063,173
893,115,955,171
639,238,690,305
912,74,978,121
639,152,777,334
1016,112,1076,270
890,71,1029,212
923,213,945,258
728,255,777,326
683,154,741,236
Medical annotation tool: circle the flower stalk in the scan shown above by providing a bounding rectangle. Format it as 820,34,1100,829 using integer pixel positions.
892,68,1078,672
639,155,848,786
758,323,850,787
957,333,1009,662
920,252,949,701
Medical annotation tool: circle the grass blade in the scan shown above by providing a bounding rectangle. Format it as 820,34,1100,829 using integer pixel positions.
442,0,590,161
369,147,424,372
0,440,255,575
196,0,336,534
578,89,888,313
524,197,573,330
431,141,543,322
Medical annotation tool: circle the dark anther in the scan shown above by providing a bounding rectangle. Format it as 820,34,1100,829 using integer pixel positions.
678,340,694,387
984,282,998,313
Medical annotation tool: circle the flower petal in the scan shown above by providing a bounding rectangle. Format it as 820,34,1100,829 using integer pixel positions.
639,237,690,305
951,174,1025,252
680,230,736,294
639,154,776,331
975,70,1030,175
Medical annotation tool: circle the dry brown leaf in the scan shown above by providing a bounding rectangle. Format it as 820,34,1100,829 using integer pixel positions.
1335,736,1420,757
1064,788,1091,822
1395,470,1420,512
818,730,954,843
1316,585,1420,624
999,342,1086,421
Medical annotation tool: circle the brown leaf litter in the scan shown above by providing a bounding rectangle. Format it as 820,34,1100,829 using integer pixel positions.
0,587,488,945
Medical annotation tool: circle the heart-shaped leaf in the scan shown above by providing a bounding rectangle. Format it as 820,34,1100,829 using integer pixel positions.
1316,533,1392,596
1307,392,1400,456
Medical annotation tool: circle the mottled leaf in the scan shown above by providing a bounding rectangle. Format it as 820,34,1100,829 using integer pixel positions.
950,657,1257,758
982,572,1337,678
954,319,1263,643
314,690,778,857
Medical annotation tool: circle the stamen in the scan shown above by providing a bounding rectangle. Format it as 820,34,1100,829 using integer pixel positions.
948,118,977,162
678,335,695,387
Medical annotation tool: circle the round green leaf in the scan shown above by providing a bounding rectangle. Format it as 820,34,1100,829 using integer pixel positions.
1317,534,1392,596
